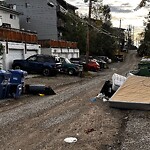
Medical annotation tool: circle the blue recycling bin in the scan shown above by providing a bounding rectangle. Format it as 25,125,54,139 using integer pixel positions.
0,70,11,99
7,69,27,98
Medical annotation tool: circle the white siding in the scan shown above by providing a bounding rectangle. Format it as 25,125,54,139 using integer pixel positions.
0,41,41,70
25,50,38,59
8,49,24,69
41,47,80,59
0,9,20,29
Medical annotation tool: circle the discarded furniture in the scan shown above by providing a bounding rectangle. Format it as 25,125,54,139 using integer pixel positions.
109,76,150,110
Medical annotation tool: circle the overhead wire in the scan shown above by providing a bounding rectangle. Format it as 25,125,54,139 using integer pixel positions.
65,10,118,39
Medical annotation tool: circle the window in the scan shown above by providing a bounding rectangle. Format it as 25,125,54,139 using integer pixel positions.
10,14,16,19
37,56,44,62
27,56,37,61
26,17,31,23
25,3,30,8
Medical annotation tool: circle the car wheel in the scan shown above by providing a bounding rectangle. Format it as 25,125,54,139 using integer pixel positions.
91,67,96,72
43,68,50,76
14,65,21,70
68,69,75,75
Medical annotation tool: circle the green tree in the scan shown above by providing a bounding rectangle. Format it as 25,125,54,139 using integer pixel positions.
62,2,117,57
90,3,116,58
62,14,87,54
92,0,103,21
138,12,150,56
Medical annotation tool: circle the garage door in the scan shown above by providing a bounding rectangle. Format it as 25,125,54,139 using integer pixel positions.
25,50,38,59
8,49,24,69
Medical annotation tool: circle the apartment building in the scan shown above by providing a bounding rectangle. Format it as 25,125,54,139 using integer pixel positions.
0,1,41,70
5,0,78,40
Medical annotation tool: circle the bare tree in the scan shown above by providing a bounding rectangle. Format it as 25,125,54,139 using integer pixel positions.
135,0,150,10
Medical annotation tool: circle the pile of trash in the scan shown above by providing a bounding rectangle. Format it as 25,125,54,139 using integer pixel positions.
96,73,127,101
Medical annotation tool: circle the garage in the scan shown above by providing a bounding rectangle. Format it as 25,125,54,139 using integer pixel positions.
1,41,41,70
7,49,24,69
25,49,38,59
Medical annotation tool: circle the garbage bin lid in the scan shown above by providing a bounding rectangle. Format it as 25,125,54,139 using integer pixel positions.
9,69,27,76
0,70,6,74
0,70,11,76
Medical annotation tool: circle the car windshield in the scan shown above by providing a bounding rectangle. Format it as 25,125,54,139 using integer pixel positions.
64,58,71,64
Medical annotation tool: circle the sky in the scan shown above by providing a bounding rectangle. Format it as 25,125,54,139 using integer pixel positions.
66,0,150,38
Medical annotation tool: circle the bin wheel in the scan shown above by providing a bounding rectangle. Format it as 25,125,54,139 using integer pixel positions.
43,68,50,76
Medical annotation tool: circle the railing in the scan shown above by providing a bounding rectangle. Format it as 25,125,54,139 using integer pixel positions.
0,27,38,43
38,40,78,49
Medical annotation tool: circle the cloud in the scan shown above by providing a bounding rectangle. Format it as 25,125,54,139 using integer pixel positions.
121,3,130,6
65,0,148,34
110,6,132,13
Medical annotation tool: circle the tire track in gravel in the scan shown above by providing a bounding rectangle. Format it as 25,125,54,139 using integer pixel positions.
0,75,105,150
0,73,111,127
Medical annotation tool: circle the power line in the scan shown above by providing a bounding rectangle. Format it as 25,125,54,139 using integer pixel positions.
66,10,118,38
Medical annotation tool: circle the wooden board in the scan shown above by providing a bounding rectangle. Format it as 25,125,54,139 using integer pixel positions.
109,75,150,110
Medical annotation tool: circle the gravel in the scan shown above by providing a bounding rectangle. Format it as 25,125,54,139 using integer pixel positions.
0,51,149,150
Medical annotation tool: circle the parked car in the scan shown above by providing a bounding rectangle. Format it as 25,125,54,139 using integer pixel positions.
86,59,100,72
92,58,108,69
12,54,57,76
70,57,86,65
96,56,112,63
114,55,124,62
56,57,83,76
70,57,100,72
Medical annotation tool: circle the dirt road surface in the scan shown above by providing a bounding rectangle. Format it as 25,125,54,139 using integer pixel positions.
0,50,150,150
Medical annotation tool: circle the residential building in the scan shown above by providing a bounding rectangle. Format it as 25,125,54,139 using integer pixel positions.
56,0,78,40
39,39,79,59
5,0,58,40
5,0,78,40
5,0,79,58
0,1,41,70
0,1,20,29
5,0,80,60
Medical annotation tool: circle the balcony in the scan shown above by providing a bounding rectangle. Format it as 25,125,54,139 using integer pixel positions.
57,19,65,29
38,40,77,49
0,27,38,43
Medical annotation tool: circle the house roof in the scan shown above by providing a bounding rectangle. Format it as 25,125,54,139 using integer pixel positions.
0,5,22,15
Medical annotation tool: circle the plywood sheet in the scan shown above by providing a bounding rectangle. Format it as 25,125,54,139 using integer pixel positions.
110,76,150,104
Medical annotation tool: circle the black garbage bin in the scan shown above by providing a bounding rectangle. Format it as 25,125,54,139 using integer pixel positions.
7,69,27,98
0,70,11,99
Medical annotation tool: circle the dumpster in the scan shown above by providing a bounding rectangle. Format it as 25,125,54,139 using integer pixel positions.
7,69,27,98
0,70,11,99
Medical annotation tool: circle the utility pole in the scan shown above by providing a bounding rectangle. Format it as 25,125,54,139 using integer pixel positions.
119,19,121,52
133,26,134,46
119,19,121,28
86,0,92,64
